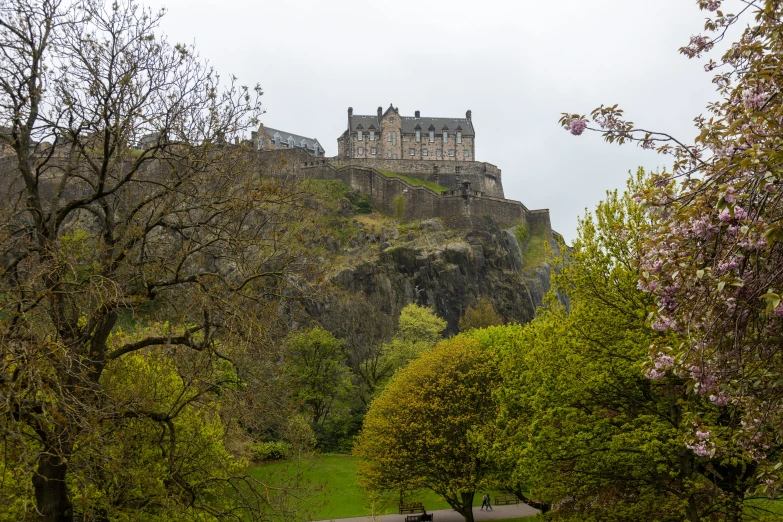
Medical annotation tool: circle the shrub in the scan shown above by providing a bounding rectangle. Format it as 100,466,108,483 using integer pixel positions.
351,192,373,214
249,441,292,462
392,195,407,220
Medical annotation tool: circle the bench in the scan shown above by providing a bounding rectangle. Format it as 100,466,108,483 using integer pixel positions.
399,503,424,515
494,494,519,505
406,514,433,522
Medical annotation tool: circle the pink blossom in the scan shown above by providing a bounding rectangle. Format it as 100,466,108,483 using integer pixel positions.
696,429,711,440
734,206,748,220
569,118,587,136
654,353,675,370
646,368,666,380
719,208,732,222
724,186,736,203
710,394,729,406
774,303,783,317
706,1,721,12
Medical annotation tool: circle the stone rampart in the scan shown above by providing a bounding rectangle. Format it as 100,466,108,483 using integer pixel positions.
325,156,504,198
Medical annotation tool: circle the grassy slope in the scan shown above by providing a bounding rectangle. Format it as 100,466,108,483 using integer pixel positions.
249,456,531,520
376,169,449,194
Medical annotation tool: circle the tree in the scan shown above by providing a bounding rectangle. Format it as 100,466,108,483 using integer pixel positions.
355,336,499,522
284,327,354,427
458,296,504,332
356,303,446,406
0,1,312,519
559,0,783,486
483,170,778,521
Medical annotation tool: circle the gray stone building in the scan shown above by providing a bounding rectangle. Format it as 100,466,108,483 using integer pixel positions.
253,123,323,157
337,104,475,161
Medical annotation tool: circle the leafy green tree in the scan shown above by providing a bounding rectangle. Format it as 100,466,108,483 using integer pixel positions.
483,170,778,521
355,336,499,522
0,1,313,519
560,0,783,484
285,327,354,427
458,297,504,332
354,303,447,406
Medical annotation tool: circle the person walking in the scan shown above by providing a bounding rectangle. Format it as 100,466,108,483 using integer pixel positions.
480,492,490,511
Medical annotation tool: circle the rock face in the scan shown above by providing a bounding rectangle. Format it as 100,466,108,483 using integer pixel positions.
331,216,559,334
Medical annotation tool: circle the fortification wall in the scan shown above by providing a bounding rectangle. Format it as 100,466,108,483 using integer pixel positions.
251,149,552,235
325,157,504,198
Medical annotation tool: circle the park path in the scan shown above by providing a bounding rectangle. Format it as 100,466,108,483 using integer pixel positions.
314,503,539,522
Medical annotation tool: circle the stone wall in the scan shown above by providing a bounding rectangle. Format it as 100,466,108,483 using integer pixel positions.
325,157,504,198
253,148,552,237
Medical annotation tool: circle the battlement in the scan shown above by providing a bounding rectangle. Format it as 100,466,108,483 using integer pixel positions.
255,148,552,239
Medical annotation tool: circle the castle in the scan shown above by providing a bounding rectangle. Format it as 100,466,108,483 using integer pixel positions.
253,104,558,241
337,104,475,161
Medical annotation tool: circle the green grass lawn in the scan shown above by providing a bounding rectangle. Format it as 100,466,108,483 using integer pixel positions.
248,455,533,520
376,169,449,194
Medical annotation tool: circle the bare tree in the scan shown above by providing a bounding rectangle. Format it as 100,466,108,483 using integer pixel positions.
0,1,313,520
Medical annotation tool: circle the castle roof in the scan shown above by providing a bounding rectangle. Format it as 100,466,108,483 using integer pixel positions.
348,115,380,132
348,112,475,136
401,116,474,136
264,127,322,151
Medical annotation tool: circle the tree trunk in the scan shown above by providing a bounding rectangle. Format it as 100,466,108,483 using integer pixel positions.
33,452,73,522
457,491,475,522
512,488,550,513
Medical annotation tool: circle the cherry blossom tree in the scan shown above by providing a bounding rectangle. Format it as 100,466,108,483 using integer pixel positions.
561,0,783,492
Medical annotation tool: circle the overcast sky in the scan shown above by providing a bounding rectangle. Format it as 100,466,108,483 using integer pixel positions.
144,0,722,242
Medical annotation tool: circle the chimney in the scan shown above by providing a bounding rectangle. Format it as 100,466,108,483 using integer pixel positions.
377,106,382,117
415,110,420,118
348,107,353,117
466,110,472,123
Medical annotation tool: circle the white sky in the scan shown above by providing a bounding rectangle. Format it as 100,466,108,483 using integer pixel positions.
144,0,724,242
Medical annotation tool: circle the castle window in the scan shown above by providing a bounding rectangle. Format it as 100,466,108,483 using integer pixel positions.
443,131,448,142
314,143,320,157
436,149,442,157
387,151,391,158
449,149,455,157
455,166,462,174
463,150,469,158
429,131,434,143
358,147,364,155
288,136,295,148
358,130,363,141
258,136,264,149
393,153,398,159
409,148,415,156
370,131,375,141
371,147,377,155
423,149,429,156
457,132,462,143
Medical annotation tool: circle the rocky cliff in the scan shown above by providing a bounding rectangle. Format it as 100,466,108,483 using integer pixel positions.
313,191,561,334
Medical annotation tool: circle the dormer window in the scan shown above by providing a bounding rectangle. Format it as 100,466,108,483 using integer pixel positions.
429,130,435,143
415,130,421,142
457,132,462,144
358,130,363,141
443,131,448,142
314,143,320,157
370,130,375,141
288,136,295,148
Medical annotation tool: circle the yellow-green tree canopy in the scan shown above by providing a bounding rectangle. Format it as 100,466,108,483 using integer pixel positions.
355,336,499,522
